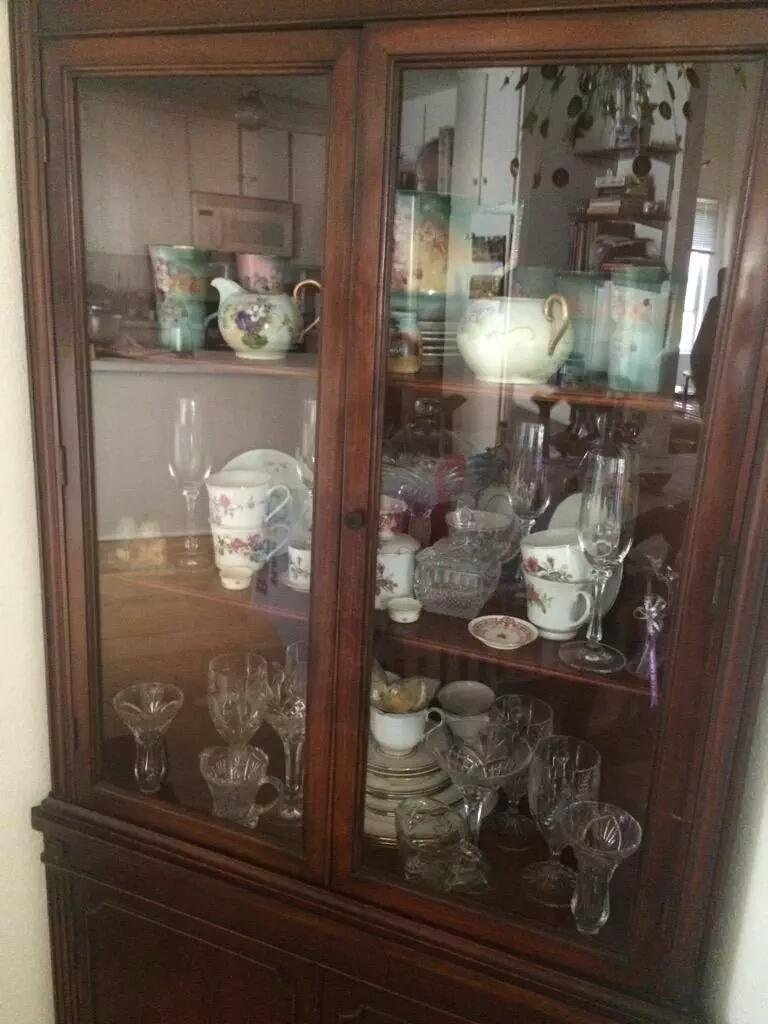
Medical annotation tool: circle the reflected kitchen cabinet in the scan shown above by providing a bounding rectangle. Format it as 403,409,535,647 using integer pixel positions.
14,4,768,1024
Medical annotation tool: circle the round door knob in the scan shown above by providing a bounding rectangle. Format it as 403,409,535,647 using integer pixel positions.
344,509,366,530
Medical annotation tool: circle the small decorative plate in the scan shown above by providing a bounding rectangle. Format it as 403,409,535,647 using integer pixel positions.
468,615,538,651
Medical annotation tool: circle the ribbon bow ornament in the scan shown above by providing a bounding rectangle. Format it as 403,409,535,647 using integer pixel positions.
632,594,667,707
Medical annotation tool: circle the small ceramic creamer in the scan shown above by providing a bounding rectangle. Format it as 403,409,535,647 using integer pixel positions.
211,277,320,360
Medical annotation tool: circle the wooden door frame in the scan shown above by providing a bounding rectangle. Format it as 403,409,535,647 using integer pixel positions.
23,24,359,884
332,6,768,1011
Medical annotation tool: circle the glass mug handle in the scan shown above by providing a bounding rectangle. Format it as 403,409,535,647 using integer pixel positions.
293,279,322,341
249,776,284,821
266,524,290,561
265,484,291,524
543,293,570,355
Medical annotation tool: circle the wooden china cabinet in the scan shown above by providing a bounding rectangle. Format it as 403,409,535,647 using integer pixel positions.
12,1,768,1022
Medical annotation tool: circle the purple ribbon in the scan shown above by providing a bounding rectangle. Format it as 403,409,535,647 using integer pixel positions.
632,595,667,707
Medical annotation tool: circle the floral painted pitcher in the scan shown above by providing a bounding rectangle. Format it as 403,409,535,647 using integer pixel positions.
211,276,321,360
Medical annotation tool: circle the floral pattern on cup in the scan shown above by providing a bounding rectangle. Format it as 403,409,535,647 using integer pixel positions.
522,554,576,583
210,492,260,524
523,572,593,641
525,580,554,613
211,523,289,570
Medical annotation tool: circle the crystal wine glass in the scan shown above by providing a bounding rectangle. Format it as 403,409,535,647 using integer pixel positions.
168,396,211,568
489,694,554,849
207,652,269,748
508,420,551,540
559,445,637,674
113,682,183,794
522,734,601,907
559,800,642,934
265,642,308,822
427,724,532,889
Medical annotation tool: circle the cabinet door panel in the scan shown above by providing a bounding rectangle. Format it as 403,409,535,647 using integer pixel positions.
321,974,476,1024
41,28,358,880
334,11,768,1009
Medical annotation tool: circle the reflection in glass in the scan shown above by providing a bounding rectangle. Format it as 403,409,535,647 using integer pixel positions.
169,396,211,568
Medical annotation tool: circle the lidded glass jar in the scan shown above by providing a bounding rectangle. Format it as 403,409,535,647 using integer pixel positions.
413,534,501,619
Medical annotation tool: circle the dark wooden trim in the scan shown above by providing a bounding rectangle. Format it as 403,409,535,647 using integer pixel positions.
332,8,768,1011
36,26,360,882
34,0,768,38
32,799,694,1024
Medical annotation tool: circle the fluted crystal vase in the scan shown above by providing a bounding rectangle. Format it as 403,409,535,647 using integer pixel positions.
113,683,184,794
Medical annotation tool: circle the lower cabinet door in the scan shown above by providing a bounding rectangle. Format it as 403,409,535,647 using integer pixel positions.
320,973,478,1024
61,875,320,1024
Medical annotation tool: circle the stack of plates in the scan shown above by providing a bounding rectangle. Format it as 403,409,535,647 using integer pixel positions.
363,742,463,847
419,320,461,368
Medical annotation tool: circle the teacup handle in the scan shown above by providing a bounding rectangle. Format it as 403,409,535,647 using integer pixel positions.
266,524,290,561
572,587,594,628
293,279,322,340
248,776,284,824
265,484,291,524
543,293,570,355
425,707,445,732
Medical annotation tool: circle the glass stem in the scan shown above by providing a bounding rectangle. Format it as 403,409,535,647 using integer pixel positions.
572,859,616,935
462,788,485,846
282,734,305,805
182,486,200,555
134,736,166,794
586,568,611,648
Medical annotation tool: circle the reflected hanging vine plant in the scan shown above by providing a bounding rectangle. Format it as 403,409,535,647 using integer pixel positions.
502,62,748,190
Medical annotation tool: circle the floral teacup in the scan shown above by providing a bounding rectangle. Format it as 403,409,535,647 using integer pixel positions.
207,470,290,528
211,522,289,570
521,527,622,614
523,572,593,640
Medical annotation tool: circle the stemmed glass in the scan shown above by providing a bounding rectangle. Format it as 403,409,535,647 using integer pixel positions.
559,800,642,934
522,734,601,907
427,724,532,889
559,446,637,674
168,396,211,569
113,682,184,794
489,694,554,849
296,398,317,534
207,653,269,749
508,421,551,541
265,641,308,822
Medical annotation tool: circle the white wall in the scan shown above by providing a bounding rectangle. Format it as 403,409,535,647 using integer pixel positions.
0,3,54,1022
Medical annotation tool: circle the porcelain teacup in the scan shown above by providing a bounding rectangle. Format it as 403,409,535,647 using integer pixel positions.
436,680,495,741
523,572,593,640
370,706,445,757
288,544,312,591
211,522,289,570
521,528,589,582
207,470,291,528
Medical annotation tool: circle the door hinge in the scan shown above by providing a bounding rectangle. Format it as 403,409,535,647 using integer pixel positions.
56,444,67,488
39,115,48,164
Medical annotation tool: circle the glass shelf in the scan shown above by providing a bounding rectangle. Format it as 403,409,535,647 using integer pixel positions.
91,351,318,379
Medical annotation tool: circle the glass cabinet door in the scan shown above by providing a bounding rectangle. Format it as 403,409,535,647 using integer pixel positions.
342,47,762,965
42,32,356,873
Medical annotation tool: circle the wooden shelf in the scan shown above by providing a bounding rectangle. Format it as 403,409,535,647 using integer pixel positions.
388,370,682,413
91,350,318,379
573,213,670,225
376,609,649,697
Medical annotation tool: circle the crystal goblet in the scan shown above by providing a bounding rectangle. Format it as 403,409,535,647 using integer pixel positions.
489,694,554,849
427,724,532,889
265,645,308,821
112,682,183,794
559,800,642,934
199,745,283,829
207,652,269,748
523,734,601,907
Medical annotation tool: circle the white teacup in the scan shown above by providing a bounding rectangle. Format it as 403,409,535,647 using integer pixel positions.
288,545,312,591
370,706,445,757
436,680,495,741
521,527,622,614
211,522,289,570
523,572,593,640
207,470,291,528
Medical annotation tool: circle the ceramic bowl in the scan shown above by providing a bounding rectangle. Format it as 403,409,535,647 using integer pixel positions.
468,615,538,651
387,597,422,623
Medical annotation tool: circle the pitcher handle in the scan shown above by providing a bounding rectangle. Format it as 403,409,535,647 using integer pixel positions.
293,279,322,341
265,484,291,525
543,293,570,356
